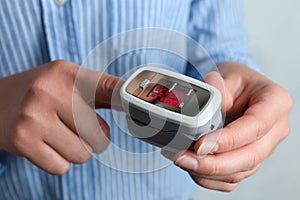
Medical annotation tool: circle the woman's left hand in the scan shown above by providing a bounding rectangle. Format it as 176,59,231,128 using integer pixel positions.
162,62,292,192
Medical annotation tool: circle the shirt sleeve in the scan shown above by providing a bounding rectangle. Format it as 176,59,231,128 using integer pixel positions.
186,0,260,79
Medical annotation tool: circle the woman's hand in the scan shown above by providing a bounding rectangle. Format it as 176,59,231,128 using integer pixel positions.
0,60,120,175
168,62,292,192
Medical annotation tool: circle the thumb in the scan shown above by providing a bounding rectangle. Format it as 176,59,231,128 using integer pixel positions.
204,71,233,112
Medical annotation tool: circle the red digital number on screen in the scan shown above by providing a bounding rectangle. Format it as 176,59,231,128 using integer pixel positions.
148,85,185,108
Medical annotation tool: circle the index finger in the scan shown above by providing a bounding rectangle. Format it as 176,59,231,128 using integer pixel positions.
74,68,122,109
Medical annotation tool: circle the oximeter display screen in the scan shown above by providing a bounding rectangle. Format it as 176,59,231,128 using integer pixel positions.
125,70,211,116
147,78,193,113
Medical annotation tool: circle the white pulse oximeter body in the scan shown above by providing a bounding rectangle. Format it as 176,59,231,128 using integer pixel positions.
120,66,223,151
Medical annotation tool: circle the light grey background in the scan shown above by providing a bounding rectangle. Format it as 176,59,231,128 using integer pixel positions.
193,0,300,199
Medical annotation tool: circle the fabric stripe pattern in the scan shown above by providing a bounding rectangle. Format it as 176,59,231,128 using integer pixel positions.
0,0,258,199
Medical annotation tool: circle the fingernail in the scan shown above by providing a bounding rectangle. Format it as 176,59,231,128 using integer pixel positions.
197,141,218,156
175,155,198,171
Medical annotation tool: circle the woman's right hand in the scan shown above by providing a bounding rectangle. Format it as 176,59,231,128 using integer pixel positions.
0,60,120,175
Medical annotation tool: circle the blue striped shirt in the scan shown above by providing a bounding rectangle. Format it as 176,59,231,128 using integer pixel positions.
0,0,258,199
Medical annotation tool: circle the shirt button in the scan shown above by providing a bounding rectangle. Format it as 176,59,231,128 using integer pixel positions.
54,0,67,5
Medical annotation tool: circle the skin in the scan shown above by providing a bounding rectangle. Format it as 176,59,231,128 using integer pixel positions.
0,60,292,192
165,62,293,192
0,60,120,175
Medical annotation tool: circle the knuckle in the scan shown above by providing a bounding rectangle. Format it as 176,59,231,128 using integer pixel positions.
192,177,208,189
222,183,239,193
227,175,243,184
227,129,240,150
29,81,43,97
230,135,238,150
253,115,265,140
9,107,41,153
49,60,70,71
194,177,238,193
280,124,290,141
273,84,293,112
48,60,78,76
18,101,43,126
223,123,242,150
28,77,50,100
73,151,91,164
49,162,70,175
19,106,34,120
284,125,291,138
247,153,259,171
10,122,30,151
27,68,69,106
46,60,78,92
225,93,233,112
207,163,220,176
195,179,206,189
245,114,265,141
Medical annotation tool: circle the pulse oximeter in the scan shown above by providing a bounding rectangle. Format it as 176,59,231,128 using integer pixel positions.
120,66,223,151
